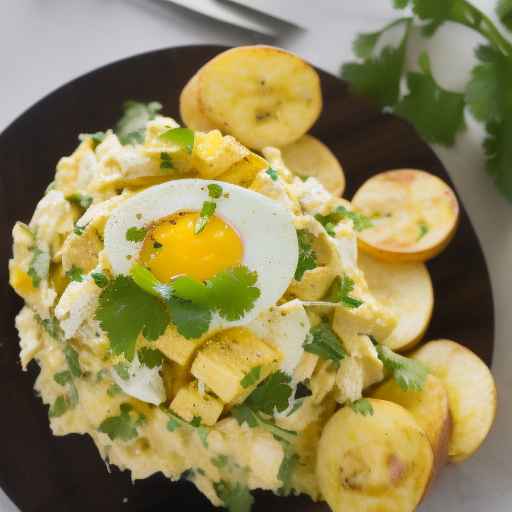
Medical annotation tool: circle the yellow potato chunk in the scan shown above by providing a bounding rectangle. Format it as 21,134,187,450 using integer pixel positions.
352,169,459,262
170,381,224,426
191,327,281,403
217,153,268,188
358,253,433,351
161,360,192,401
372,375,452,478
412,340,497,462
197,46,322,150
281,134,345,196
317,399,433,512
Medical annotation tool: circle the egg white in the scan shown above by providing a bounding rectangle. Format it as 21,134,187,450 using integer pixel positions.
104,179,299,329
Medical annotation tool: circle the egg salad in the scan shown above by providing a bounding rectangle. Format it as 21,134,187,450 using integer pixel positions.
9,46,497,512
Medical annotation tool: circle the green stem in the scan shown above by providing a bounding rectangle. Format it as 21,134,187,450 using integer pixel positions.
452,1,512,56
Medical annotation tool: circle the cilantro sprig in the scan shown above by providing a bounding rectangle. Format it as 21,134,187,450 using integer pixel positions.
316,206,373,235
326,275,363,308
303,322,347,367
350,398,374,416
342,0,512,201
98,403,146,441
376,344,429,391
295,230,318,281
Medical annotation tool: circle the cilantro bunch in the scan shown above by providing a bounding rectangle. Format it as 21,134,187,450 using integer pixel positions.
342,0,512,201
95,264,260,360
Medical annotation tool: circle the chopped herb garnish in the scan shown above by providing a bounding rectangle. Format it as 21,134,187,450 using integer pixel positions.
125,226,147,242
194,201,216,234
326,275,363,308
115,101,162,145
266,168,279,181
98,403,145,441
73,222,88,236
208,183,223,198
49,396,71,418
91,271,109,288
37,314,63,340
107,383,123,397
137,347,164,368
377,345,429,391
66,193,93,210
231,405,297,444
240,366,262,388
214,481,254,512
27,246,50,288
316,205,373,234
65,265,84,283
160,152,173,170
417,221,429,240
96,275,169,360
113,362,131,381
54,370,72,386
63,344,82,378
277,446,299,496
165,411,209,447
295,230,318,281
303,322,347,368
211,454,229,469
159,127,195,154
350,398,374,416
244,371,293,416
79,131,106,148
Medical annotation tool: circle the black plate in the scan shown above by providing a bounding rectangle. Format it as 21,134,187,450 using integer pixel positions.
0,45,494,512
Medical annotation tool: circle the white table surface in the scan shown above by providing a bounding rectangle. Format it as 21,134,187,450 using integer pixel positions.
1,1,510,511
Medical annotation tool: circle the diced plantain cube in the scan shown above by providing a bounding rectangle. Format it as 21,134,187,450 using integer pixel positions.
170,381,224,426
156,324,207,366
191,327,281,404
218,153,268,188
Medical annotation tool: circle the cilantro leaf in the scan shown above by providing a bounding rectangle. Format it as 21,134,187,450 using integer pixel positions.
107,383,123,397
277,446,299,496
54,370,72,386
115,100,162,145
303,322,346,367
49,396,70,418
66,193,93,210
206,266,260,321
114,362,130,380
98,403,145,441
266,168,278,181
326,275,363,308
484,117,512,199
316,206,372,235
91,271,109,288
342,19,410,108
214,481,254,512
160,152,174,170
377,345,429,391
394,52,466,145
231,404,297,444
245,371,293,415
37,314,63,340
410,0,457,34
350,398,374,416
165,411,209,447
295,230,317,281
212,455,229,468
240,366,262,389
159,127,195,154
208,183,223,198
498,0,512,31
137,347,164,368
166,296,211,339
125,226,147,242
27,246,50,288
63,344,82,378
65,265,84,283
96,276,169,360
194,201,216,234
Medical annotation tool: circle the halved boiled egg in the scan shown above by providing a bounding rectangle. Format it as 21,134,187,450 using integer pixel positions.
104,179,299,329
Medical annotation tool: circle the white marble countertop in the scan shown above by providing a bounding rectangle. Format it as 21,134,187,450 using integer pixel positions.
1,1,510,511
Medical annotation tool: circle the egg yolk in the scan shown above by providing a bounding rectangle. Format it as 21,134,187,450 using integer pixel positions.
139,212,243,282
